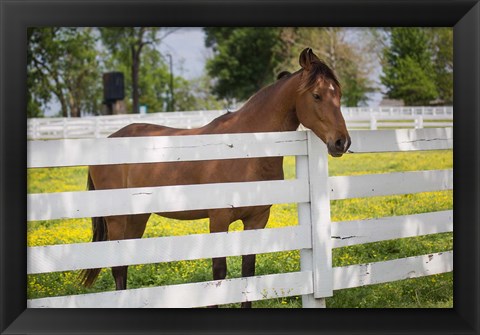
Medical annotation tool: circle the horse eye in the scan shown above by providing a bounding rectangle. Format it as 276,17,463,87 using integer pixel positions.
313,93,321,101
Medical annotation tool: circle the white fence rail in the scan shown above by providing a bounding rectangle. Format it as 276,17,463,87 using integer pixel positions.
27,107,453,139
27,128,453,308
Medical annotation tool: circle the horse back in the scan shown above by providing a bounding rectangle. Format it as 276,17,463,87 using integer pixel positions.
109,122,195,137
89,122,284,192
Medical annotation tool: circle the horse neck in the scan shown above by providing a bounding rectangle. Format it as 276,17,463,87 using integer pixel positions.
232,73,301,133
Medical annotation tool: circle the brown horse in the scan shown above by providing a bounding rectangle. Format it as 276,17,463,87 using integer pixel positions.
80,48,351,308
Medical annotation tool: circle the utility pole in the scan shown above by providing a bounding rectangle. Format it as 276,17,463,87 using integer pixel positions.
166,53,174,111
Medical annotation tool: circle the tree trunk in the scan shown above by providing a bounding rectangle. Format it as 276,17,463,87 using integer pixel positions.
131,45,140,114
58,95,68,118
327,28,337,70
131,28,146,114
67,91,82,117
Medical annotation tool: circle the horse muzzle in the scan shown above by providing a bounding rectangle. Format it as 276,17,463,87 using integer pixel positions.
327,135,351,157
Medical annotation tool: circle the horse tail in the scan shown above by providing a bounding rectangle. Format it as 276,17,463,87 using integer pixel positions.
79,172,108,288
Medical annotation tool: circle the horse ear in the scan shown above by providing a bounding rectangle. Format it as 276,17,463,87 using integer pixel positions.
299,48,319,70
276,71,291,80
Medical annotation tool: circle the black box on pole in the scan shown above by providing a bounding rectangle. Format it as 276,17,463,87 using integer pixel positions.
103,72,125,103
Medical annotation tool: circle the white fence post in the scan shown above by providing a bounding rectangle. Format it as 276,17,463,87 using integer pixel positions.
307,131,333,300
297,154,326,308
32,118,38,139
415,115,424,129
94,118,101,138
62,118,67,138
370,114,377,130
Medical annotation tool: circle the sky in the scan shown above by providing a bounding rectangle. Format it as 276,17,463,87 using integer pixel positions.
158,28,209,80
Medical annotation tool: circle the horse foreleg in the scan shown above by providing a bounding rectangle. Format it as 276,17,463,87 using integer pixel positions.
111,266,128,290
240,207,271,308
240,254,256,308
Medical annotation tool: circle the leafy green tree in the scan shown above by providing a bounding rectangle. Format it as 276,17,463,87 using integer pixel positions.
27,27,101,117
27,28,51,117
429,28,453,104
100,27,178,113
340,61,374,107
206,27,375,107
174,75,229,111
137,46,173,113
381,28,438,105
204,28,285,101
277,28,376,107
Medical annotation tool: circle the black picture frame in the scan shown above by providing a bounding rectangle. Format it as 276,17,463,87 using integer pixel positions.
1,0,479,334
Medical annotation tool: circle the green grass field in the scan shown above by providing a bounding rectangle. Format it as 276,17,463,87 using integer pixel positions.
27,150,453,308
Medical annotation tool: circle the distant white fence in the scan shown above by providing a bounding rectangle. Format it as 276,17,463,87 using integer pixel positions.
345,114,453,130
27,128,453,308
342,106,452,116
27,107,453,139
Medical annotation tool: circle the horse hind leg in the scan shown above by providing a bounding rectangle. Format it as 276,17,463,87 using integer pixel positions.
107,213,150,290
240,207,271,308
207,209,233,308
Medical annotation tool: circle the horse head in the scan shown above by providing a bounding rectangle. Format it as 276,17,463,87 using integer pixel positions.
295,48,351,157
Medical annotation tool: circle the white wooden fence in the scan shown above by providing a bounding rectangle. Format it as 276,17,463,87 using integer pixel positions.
27,107,453,139
26,128,453,308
